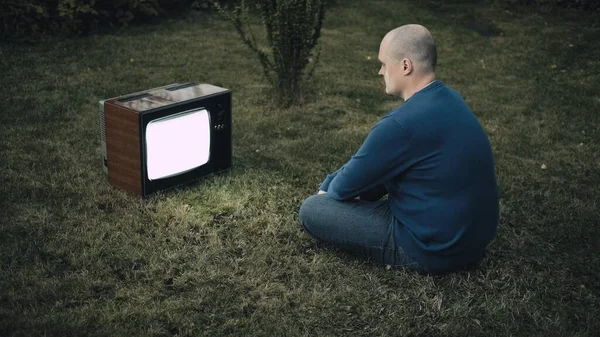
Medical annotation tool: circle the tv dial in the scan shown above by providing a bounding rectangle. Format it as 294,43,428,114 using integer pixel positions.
216,109,226,122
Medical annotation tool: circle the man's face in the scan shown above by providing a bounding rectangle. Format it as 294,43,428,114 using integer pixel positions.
378,39,401,96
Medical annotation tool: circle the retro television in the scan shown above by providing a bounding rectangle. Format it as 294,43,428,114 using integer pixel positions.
99,82,231,197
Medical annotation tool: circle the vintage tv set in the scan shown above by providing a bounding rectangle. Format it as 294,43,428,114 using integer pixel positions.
99,82,231,197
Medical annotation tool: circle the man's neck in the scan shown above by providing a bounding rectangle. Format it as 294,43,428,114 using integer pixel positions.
402,75,437,101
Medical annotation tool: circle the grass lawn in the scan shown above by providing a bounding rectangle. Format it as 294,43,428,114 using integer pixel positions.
1,0,599,336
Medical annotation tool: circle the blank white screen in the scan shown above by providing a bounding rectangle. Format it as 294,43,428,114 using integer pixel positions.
146,108,210,181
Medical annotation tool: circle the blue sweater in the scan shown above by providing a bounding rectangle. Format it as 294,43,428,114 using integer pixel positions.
320,81,499,273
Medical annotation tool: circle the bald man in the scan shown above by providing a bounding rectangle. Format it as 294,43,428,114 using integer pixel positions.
299,25,499,274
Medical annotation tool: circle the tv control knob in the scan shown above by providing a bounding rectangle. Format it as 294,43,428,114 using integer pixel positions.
216,110,225,122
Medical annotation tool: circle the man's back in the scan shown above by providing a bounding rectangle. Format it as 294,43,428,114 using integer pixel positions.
387,81,499,273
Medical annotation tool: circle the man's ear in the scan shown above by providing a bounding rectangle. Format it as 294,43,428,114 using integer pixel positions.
402,58,413,75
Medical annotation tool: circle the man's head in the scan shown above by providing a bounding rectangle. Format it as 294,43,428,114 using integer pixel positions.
378,24,437,99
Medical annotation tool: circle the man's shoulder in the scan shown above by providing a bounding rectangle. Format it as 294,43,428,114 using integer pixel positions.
386,100,428,127
390,84,468,120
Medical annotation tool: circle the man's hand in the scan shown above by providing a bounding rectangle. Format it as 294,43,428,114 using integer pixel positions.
318,189,360,199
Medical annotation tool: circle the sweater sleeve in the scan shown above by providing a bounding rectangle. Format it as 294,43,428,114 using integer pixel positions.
327,118,411,201
318,169,340,191
359,183,388,201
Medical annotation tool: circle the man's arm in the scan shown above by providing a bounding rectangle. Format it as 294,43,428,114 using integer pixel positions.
327,117,412,201
358,183,388,201
319,186,386,200
320,183,386,199
318,169,341,192
319,162,387,200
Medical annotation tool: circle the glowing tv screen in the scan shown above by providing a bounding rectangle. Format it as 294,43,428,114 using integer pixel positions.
146,108,211,181
99,83,231,197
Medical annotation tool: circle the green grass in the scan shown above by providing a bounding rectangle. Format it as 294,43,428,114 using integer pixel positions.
1,1,599,336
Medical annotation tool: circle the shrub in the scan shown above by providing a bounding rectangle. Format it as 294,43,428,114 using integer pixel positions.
58,0,163,33
498,0,599,10
0,1,52,36
0,0,228,39
0,0,161,37
215,0,326,107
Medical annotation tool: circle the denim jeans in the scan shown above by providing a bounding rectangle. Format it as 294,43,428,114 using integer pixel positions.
299,194,423,271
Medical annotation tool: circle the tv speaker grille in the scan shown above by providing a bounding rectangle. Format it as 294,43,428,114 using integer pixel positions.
99,100,108,174
99,101,106,142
